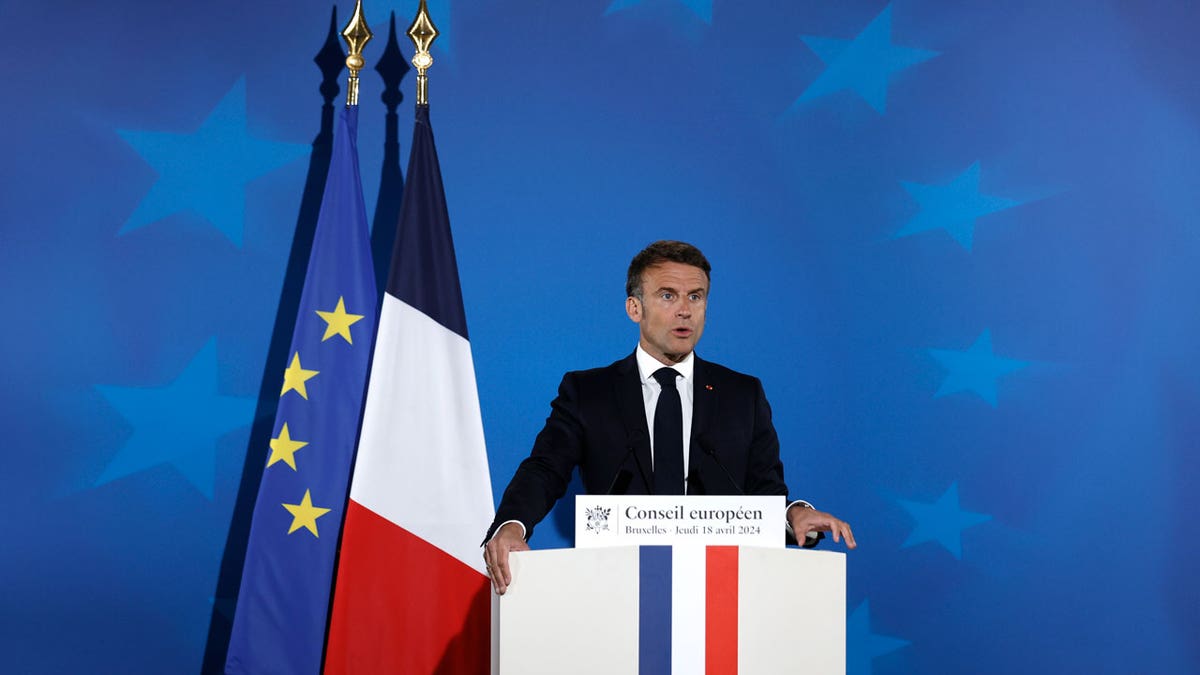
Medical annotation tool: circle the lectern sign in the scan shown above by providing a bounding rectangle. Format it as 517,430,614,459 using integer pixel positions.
574,495,785,548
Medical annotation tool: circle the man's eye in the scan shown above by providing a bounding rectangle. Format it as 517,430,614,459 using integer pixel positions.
689,294,703,302
660,293,674,301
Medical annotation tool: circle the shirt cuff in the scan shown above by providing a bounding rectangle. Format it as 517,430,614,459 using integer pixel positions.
489,519,527,544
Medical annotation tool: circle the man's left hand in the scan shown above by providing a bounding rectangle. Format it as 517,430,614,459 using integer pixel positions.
788,505,856,549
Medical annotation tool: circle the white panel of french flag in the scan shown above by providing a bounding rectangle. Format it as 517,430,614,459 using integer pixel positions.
499,545,845,675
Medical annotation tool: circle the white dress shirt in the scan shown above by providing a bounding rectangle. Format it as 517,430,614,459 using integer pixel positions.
635,344,694,489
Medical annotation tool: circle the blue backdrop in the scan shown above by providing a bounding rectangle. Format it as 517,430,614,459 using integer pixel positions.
2,1,1197,673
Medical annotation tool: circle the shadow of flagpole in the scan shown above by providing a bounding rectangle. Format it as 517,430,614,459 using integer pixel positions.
370,11,410,292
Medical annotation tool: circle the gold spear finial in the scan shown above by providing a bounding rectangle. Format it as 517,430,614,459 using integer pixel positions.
342,0,374,106
407,0,439,105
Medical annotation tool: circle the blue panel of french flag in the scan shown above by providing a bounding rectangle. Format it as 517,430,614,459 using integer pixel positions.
498,545,845,674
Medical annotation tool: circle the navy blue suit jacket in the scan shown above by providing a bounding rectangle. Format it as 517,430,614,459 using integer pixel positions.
486,352,791,542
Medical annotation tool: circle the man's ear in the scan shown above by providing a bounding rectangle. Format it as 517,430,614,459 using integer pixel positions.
626,296,642,323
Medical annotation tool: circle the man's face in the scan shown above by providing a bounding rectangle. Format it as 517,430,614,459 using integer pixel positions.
626,261,709,365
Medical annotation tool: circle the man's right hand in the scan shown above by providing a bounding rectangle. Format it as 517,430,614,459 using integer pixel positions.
483,522,529,595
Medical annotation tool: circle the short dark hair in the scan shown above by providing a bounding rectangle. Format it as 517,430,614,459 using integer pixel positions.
626,240,712,298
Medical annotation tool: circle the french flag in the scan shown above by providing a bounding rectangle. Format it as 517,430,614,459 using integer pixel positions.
325,104,494,674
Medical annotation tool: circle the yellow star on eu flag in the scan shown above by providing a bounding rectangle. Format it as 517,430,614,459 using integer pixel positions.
280,352,318,399
267,422,308,471
315,296,366,344
282,489,332,537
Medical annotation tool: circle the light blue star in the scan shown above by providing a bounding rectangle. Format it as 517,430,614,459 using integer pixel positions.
899,482,991,559
94,339,255,499
118,77,309,246
847,600,909,675
605,0,712,23
793,5,938,114
896,162,1023,250
929,330,1028,407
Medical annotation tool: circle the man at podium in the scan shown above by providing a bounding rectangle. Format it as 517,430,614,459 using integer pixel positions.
483,241,855,594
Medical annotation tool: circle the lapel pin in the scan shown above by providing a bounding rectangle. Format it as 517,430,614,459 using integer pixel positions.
705,384,713,391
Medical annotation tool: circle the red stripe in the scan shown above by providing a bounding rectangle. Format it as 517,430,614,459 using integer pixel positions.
706,546,739,675
324,501,490,675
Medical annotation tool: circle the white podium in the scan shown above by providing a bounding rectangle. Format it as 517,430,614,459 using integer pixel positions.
496,544,845,674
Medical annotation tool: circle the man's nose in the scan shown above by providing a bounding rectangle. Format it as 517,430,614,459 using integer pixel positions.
676,303,691,318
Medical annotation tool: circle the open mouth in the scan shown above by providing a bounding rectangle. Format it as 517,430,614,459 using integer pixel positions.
671,328,693,337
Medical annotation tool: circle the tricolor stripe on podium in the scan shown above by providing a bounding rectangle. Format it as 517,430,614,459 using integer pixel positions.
637,546,741,675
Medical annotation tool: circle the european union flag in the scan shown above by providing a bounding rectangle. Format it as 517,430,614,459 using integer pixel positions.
225,104,376,675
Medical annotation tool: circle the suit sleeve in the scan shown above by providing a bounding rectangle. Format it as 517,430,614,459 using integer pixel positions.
743,377,789,498
741,378,819,546
484,373,586,543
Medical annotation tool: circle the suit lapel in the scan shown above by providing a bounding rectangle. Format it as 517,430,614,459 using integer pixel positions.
689,355,716,493
613,352,654,493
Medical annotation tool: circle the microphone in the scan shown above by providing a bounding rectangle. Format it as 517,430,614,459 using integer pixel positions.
696,434,744,496
604,429,649,495
605,469,633,496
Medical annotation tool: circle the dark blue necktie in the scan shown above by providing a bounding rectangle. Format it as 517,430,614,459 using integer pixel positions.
652,367,684,495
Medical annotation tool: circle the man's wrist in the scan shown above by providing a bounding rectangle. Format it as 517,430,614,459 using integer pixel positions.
785,500,821,545
785,500,815,531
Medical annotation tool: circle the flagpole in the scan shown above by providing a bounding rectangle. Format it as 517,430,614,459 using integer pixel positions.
407,0,438,105
342,0,374,106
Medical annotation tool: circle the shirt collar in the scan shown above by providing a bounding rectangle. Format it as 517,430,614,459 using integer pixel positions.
635,344,694,384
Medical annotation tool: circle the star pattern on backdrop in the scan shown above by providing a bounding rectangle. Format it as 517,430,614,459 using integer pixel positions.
793,4,939,114
94,339,255,499
605,0,713,23
280,352,319,400
315,296,366,344
282,489,332,537
899,482,992,559
117,77,309,247
847,600,909,675
896,162,1024,250
267,423,308,471
929,330,1029,407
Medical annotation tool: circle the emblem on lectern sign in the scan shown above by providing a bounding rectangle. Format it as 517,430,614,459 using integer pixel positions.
585,506,612,532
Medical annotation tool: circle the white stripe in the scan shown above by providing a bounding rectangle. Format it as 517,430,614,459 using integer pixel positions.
350,295,495,573
671,545,706,675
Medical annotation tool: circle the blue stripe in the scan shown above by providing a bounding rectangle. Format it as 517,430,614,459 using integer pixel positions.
639,546,672,675
385,104,470,340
